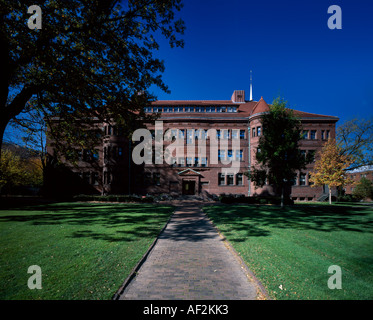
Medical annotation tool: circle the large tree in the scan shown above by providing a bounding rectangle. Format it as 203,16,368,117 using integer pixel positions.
336,118,373,170
0,0,185,158
246,97,312,207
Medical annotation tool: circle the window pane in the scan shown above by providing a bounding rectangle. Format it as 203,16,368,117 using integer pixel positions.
218,173,225,185
236,173,243,185
240,130,245,139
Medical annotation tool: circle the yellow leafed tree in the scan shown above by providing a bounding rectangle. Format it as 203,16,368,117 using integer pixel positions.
309,139,355,204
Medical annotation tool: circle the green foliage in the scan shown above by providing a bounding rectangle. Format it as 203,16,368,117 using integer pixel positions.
247,97,310,193
73,194,155,203
219,194,294,205
0,149,43,193
0,0,185,156
353,177,373,200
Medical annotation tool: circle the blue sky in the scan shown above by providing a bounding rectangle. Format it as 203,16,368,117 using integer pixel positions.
151,0,373,125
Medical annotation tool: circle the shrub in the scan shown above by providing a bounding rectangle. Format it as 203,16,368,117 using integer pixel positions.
219,195,294,205
72,194,154,203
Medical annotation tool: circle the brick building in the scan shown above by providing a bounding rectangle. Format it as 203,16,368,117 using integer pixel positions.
46,90,339,200
344,166,373,196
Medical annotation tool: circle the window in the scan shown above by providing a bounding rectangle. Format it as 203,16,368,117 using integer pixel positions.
153,172,161,186
216,130,221,139
185,106,194,112
186,129,193,144
201,130,207,140
218,173,225,185
257,126,262,136
326,130,330,139
310,130,317,140
240,130,245,139
179,129,185,139
218,150,226,161
227,174,234,185
92,172,99,185
153,107,162,113
194,129,200,140
223,129,229,140
236,173,243,185
150,130,155,140
164,107,172,113
321,130,325,140
300,173,306,186
236,150,243,161
178,157,185,167
196,107,203,112
232,130,238,139
227,150,233,161
300,150,306,159
302,130,309,139
308,150,315,162
170,157,177,167
201,157,207,167
144,107,152,113
92,149,99,161
227,107,233,112
186,157,193,167
252,128,256,137
171,129,177,140
194,157,200,167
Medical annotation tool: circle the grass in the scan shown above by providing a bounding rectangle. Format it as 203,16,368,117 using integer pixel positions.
0,202,174,300
204,203,373,300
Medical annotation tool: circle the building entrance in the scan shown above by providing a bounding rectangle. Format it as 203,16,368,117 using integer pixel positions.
182,180,195,195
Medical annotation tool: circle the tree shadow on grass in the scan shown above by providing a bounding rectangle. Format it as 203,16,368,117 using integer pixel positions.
205,204,373,242
0,203,174,243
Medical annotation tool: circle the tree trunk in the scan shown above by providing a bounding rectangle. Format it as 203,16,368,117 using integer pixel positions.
329,186,332,205
281,184,284,208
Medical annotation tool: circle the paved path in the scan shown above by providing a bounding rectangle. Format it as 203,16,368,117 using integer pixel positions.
118,201,259,300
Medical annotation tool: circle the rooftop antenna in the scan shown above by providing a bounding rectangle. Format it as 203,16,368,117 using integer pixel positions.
250,70,253,101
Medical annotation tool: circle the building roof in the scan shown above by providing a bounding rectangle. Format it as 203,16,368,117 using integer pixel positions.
250,97,270,116
346,165,373,173
149,90,339,122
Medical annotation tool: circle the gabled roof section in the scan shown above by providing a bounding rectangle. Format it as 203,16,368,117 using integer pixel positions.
250,97,270,116
178,168,202,176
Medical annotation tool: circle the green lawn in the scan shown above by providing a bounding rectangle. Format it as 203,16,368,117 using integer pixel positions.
0,202,174,300
204,203,373,300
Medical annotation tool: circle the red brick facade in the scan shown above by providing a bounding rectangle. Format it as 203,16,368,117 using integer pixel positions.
46,90,339,200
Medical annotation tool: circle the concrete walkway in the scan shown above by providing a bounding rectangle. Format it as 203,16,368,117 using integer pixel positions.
117,201,260,300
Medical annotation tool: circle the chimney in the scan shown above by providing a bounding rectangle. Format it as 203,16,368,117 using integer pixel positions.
231,90,245,103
